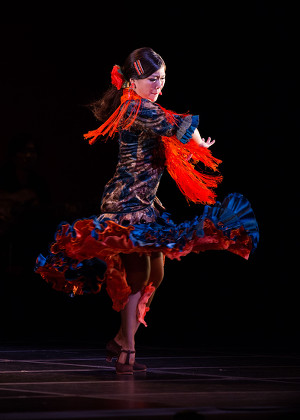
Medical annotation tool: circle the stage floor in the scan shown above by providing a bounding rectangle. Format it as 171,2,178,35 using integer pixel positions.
0,344,299,419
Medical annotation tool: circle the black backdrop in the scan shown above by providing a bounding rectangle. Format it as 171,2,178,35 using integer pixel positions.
0,4,298,348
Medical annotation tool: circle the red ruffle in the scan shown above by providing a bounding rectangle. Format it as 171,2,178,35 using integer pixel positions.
137,282,156,327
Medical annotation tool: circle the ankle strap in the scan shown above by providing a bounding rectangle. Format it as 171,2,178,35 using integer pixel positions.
119,349,135,365
120,349,135,354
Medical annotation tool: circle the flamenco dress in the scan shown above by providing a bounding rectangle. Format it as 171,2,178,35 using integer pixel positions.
35,89,259,326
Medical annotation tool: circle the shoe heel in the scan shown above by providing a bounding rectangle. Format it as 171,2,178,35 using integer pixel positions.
105,339,122,362
106,351,115,363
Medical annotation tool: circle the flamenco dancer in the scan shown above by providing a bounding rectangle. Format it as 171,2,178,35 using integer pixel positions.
35,48,259,374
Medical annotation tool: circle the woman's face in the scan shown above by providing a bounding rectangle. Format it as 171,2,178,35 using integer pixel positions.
131,66,165,102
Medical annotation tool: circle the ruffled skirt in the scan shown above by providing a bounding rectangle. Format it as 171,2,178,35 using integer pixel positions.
35,193,259,325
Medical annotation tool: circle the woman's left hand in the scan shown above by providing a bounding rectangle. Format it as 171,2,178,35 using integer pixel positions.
191,130,215,148
200,137,215,148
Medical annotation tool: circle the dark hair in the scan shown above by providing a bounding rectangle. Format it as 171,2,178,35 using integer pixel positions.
89,48,165,122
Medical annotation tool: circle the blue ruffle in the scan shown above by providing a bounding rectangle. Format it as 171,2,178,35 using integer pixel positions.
36,252,107,294
128,192,259,253
129,212,204,251
202,192,259,251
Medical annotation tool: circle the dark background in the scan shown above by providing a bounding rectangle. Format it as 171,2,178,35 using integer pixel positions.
0,4,298,349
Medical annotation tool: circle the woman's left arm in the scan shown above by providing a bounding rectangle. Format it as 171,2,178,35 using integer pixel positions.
192,128,215,148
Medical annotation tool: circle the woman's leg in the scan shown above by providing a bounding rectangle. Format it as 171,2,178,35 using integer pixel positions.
116,291,141,364
114,251,164,343
147,252,164,307
115,253,150,364
112,252,164,366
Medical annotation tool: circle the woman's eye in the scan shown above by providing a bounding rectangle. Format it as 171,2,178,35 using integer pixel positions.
149,77,165,82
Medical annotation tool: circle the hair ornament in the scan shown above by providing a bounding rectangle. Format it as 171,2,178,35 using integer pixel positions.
111,65,127,90
133,60,144,76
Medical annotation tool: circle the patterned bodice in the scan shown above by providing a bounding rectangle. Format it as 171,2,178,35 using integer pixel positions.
100,99,199,215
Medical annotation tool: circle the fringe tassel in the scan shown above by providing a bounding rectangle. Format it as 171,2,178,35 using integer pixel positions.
162,135,223,205
83,89,142,144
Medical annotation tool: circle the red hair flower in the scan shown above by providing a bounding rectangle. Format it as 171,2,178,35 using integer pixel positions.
111,65,126,90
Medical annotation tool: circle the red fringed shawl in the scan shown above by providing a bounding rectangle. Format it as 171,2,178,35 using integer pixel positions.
84,89,222,205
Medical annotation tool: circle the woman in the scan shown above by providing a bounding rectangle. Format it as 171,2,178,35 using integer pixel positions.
36,48,259,375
